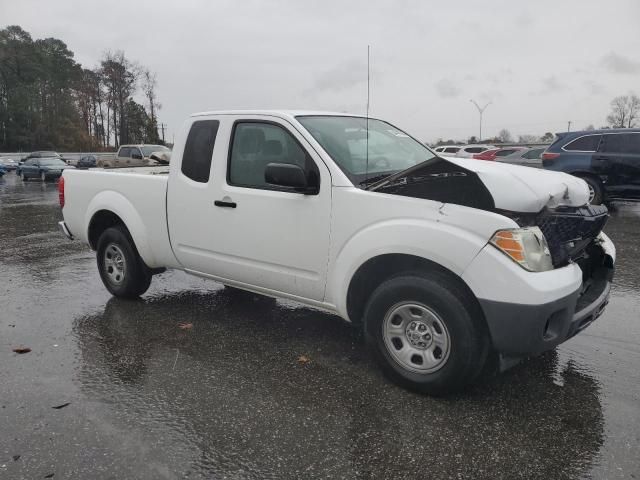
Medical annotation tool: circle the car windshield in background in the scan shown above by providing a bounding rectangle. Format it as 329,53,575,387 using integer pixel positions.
40,158,67,167
141,145,170,156
297,115,435,184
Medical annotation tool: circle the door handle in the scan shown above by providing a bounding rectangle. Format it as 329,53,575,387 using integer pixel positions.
214,200,237,208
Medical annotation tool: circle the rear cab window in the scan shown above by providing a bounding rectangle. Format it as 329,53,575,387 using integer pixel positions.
118,147,132,158
181,120,220,183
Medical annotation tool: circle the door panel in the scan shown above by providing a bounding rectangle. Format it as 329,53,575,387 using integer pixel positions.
168,116,332,301
598,133,640,197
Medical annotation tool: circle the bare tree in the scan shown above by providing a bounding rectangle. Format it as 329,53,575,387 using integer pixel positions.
141,69,161,142
518,134,539,144
606,93,640,128
498,129,512,143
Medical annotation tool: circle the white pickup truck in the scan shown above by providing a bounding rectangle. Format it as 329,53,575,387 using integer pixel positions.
59,110,615,394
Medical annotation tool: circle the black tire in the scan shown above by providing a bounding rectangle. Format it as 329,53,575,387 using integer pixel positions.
364,272,489,395
96,225,152,298
580,175,604,205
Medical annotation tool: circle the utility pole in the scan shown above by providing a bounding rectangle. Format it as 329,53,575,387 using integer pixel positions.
470,100,491,142
567,121,572,132
158,123,166,143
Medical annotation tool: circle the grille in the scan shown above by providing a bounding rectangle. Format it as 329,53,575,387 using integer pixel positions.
536,205,608,267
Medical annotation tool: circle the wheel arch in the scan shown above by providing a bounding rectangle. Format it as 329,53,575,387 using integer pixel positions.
85,191,156,267
345,253,486,329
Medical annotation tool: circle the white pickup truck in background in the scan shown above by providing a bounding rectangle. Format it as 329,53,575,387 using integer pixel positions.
58,110,615,394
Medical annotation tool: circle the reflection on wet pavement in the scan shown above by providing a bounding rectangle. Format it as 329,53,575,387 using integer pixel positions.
1,174,639,479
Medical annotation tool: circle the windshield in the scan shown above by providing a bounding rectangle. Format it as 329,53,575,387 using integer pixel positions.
39,152,61,158
141,145,170,156
296,115,436,185
40,158,67,167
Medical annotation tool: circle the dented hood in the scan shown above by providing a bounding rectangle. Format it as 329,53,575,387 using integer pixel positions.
443,156,590,212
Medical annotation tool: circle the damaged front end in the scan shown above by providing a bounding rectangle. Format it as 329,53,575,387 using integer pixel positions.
370,156,615,357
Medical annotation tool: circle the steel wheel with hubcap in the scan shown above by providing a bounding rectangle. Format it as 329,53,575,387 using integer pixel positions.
96,225,152,298
383,302,451,374
364,272,489,395
103,243,127,285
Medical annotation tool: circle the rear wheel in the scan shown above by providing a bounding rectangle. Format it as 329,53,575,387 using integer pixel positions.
580,175,604,205
364,273,489,395
96,225,152,298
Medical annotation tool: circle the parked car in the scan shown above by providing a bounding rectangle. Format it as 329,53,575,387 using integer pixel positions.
77,155,97,169
496,147,547,168
20,157,75,182
433,145,462,155
58,110,614,395
542,129,640,204
455,145,494,158
97,144,171,168
472,147,527,161
0,157,18,171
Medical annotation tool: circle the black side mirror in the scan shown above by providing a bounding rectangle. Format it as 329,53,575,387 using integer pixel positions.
131,152,143,160
265,163,318,194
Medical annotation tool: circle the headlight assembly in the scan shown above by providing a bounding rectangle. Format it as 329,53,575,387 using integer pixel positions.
490,227,553,272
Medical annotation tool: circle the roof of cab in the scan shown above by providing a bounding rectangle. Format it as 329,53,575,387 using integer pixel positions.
190,110,367,119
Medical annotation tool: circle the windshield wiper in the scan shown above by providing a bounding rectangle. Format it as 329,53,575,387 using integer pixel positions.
358,173,396,187
363,157,439,191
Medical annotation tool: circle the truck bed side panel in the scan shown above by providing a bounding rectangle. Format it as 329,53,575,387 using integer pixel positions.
62,169,179,269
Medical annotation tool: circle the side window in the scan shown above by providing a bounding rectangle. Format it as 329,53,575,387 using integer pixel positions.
466,147,484,154
563,135,602,152
118,147,131,158
228,122,319,190
603,133,640,154
24,159,34,166
444,147,460,153
181,120,219,183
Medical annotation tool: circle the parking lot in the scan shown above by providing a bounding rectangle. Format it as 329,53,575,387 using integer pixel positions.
0,172,638,479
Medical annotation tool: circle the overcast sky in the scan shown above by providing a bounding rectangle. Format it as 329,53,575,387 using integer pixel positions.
3,0,640,143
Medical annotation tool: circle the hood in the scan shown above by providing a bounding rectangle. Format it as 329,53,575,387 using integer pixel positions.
442,156,589,212
369,156,589,214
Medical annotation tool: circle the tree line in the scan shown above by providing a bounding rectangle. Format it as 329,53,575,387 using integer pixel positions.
0,25,162,152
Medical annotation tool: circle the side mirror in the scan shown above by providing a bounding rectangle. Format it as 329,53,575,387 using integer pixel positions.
265,163,318,194
131,152,143,160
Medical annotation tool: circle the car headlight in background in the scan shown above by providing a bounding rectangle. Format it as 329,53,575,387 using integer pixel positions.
490,227,553,272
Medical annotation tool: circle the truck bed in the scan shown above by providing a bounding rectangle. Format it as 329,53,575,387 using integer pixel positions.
62,167,178,269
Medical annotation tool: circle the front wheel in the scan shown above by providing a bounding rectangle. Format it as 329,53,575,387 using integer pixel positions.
96,225,152,298
364,273,489,395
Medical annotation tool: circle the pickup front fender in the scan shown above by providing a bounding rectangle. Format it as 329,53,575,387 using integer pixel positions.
327,218,495,320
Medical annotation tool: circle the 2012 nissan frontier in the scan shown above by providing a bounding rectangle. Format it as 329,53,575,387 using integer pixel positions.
58,111,615,394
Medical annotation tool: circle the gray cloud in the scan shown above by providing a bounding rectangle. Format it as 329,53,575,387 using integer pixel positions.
585,81,605,95
313,59,367,93
435,78,461,98
515,12,533,27
600,52,640,74
539,76,567,94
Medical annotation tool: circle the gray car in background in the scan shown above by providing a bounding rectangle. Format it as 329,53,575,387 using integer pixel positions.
496,147,547,168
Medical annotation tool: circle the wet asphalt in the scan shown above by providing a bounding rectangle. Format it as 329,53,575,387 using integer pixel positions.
0,172,638,480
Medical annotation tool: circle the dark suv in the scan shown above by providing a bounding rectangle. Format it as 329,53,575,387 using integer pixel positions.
542,129,640,204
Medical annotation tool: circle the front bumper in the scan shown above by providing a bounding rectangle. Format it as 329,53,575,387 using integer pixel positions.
477,233,615,357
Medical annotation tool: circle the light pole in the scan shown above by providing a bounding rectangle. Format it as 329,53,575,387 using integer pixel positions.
470,99,491,142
